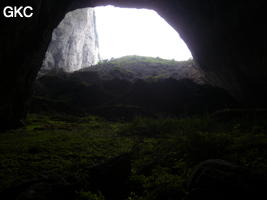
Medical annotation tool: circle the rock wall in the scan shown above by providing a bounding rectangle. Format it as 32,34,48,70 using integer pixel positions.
1,0,267,129
42,8,100,72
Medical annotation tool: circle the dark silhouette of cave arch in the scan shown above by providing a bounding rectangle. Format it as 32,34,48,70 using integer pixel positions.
1,0,267,129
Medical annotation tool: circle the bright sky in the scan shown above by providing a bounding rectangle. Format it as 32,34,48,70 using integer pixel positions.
95,6,192,61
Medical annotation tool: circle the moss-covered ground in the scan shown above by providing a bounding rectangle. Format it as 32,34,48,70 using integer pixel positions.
0,113,267,199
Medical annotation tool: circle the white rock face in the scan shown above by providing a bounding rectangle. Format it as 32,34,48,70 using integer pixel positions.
42,8,100,72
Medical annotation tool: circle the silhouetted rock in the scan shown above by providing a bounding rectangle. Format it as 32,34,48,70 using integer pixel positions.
32,65,236,118
80,56,203,84
88,153,133,200
186,159,267,200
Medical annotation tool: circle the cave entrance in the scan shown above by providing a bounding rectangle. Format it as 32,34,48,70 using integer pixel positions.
95,6,192,62
42,6,192,72
35,5,234,122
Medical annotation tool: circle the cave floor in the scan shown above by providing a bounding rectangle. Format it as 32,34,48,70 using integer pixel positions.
0,113,266,199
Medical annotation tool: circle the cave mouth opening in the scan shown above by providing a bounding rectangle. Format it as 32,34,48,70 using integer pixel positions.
95,5,192,62
42,6,192,72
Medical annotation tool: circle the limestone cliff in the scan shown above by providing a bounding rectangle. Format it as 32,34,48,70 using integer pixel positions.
42,8,100,72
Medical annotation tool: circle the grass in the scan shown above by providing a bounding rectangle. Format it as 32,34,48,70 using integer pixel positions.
97,55,184,66
0,113,266,199
76,55,201,84
0,114,133,191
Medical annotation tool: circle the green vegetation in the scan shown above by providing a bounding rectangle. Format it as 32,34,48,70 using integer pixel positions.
34,56,233,117
2,56,266,198
97,56,188,66
79,55,201,83
0,113,266,199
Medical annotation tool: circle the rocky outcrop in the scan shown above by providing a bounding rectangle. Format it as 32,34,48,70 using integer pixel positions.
1,0,267,129
186,159,267,200
42,8,100,72
80,56,203,84
32,65,235,118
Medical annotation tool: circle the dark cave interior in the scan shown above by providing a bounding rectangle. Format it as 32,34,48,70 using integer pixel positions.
1,0,267,128
0,1,267,200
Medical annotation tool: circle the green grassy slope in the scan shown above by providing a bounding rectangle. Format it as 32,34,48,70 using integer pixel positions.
78,56,202,83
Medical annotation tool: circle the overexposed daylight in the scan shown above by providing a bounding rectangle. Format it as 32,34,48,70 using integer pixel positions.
95,6,192,61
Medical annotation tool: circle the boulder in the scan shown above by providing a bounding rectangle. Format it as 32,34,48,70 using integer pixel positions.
186,159,267,200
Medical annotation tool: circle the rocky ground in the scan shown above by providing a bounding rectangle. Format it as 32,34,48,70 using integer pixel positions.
0,57,266,200
34,56,236,119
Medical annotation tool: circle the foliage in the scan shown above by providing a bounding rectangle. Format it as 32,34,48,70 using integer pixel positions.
76,191,105,200
33,55,236,120
97,55,183,66
79,55,202,83
0,113,266,199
